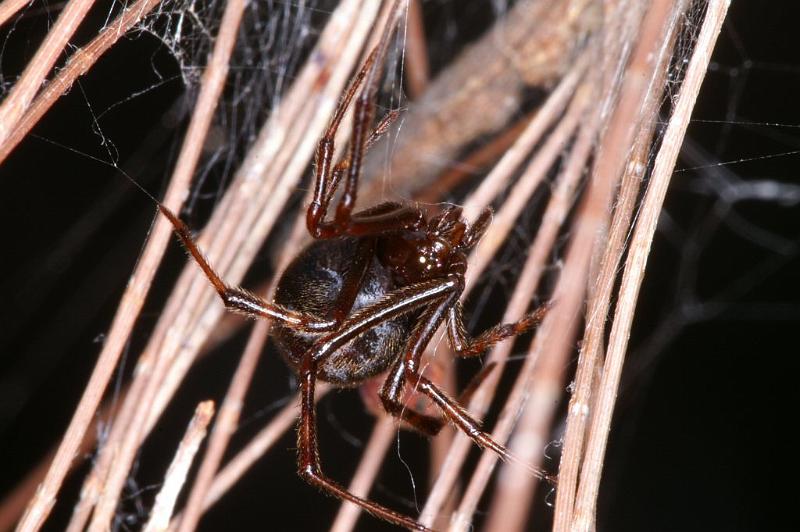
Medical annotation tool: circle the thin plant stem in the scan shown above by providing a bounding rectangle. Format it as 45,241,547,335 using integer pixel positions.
571,3,729,529
0,0,98,146
0,0,32,28
0,0,164,164
330,417,397,532
553,0,692,528
360,0,596,201
403,0,429,99
143,401,215,532
175,320,270,532
168,384,332,524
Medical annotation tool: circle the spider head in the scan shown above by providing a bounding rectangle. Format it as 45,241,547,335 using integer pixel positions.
379,206,491,284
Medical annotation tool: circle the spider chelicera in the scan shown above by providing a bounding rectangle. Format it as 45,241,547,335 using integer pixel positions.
156,29,550,532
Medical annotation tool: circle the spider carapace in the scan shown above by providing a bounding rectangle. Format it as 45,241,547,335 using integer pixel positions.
156,18,551,532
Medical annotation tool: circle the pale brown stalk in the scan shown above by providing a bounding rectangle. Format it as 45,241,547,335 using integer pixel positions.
143,401,215,532
553,0,692,528
0,0,31,28
0,0,164,165
177,6,406,528
414,112,534,204
403,0,429,99
0,0,97,146
183,383,332,519
571,3,729,530
174,320,269,532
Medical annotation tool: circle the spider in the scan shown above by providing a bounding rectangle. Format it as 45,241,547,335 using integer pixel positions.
156,27,550,532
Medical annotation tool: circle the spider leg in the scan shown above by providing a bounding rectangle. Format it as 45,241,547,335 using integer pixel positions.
379,294,456,436
295,278,461,532
380,292,551,480
347,203,425,236
380,359,499,437
158,206,336,331
460,207,492,250
382,295,500,451
307,42,382,239
376,293,498,447
446,300,548,357
319,110,399,209
307,27,416,240
297,356,431,532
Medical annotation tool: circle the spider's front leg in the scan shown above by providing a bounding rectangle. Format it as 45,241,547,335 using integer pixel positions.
379,283,551,481
306,38,422,240
378,292,509,455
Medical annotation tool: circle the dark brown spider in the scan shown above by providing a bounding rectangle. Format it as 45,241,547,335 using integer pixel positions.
156,24,550,532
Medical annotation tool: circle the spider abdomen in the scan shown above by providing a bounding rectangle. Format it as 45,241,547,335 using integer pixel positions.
272,237,410,386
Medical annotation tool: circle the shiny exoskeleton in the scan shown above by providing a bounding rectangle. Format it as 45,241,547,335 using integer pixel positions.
273,236,410,385
157,18,550,532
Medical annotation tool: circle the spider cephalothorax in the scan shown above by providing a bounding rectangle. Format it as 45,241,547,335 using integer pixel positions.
377,205,487,284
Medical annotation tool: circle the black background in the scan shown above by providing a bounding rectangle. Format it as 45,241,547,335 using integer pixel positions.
1,1,798,531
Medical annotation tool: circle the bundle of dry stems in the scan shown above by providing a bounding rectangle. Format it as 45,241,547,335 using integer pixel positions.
0,0,729,530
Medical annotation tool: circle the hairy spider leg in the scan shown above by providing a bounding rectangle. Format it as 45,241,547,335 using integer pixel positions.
379,303,549,437
297,278,456,532
379,290,461,437
157,207,330,331
296,273,550,530
376,277,550,482
447,301,549,357
158,205,398,336
306,43,378,238
307,37,422,240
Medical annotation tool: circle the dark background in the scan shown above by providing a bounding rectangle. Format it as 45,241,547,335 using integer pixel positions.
0,1,798,531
